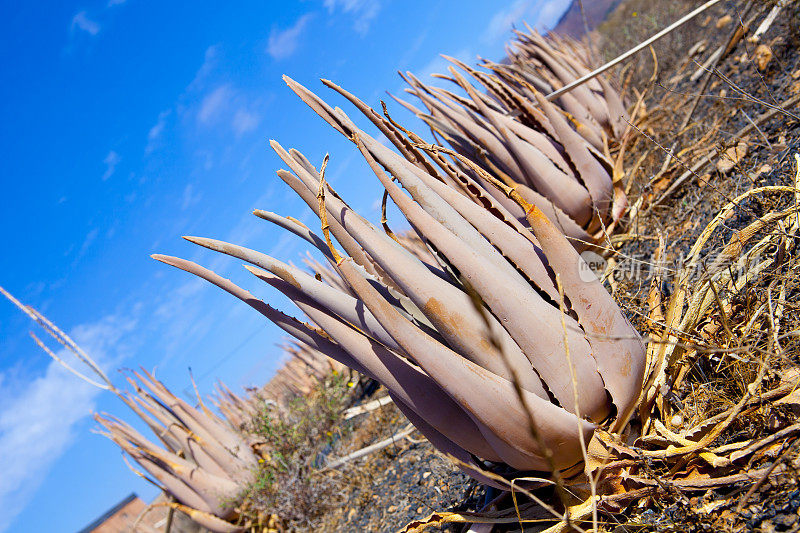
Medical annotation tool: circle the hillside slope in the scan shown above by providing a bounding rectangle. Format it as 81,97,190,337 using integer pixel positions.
550,0,621,38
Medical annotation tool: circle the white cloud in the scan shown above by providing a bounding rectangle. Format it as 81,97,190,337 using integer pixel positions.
145,110,170,155
324,0,381,36
0,315,136,532
483,0,570,42
483,0,536,43
232,109,260,136
536,0,570,30
197,85,232,123
71,11,100,36
75,228,100,264
267,13,313,60
102,150,120,181
180,184,202,211
188,46,220,92
194,86,267,137
158,44,272,144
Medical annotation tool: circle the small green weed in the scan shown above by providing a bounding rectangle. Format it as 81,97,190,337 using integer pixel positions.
239,372,356,529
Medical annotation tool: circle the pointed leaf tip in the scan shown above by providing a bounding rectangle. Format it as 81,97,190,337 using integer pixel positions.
182,235,208,246
243,264,268,277
151,254,192,270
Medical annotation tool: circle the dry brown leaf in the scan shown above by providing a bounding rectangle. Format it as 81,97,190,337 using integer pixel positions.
585,434,617,477
752,164,772,179
674,466,713,483
695,499,727,515
717,140,749,173
754,44,773,71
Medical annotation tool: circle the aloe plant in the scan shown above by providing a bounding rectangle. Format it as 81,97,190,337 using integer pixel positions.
261,341,348,401
212,381,261,431
156,76,646,485
395,29,631,244
0,286,266,533
95,370,260,533
96,342,349,531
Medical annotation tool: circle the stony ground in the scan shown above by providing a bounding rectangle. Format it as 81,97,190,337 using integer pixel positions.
317,399,482,532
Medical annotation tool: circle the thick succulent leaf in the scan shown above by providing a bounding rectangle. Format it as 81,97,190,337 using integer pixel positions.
130,452,212,513
271,146,410,290
99,417,237,517
477,102,574,177
252,210,335,263
168,503,247,533
271,167,450,334
126,380,245,472
363,135,562,301
450,68,593,226
368,140,611,419
334,108,531,289
414,90,527,182
275,146,542,390
501,179,593,245
528,40,606,124
321,80,443,179
183,236,402,354
335,256,595,470
114,389,183,453
598,76,629,140
533,91,612,220
135,369,258,468
151,255,365,372
526,206,646,429
253,269,503,460
283,75,347,136
122,428,240,514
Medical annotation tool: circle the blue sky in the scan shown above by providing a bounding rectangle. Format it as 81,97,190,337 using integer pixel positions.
0,1,571,531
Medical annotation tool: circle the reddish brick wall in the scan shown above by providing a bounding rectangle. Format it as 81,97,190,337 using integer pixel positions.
90,497,146,532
